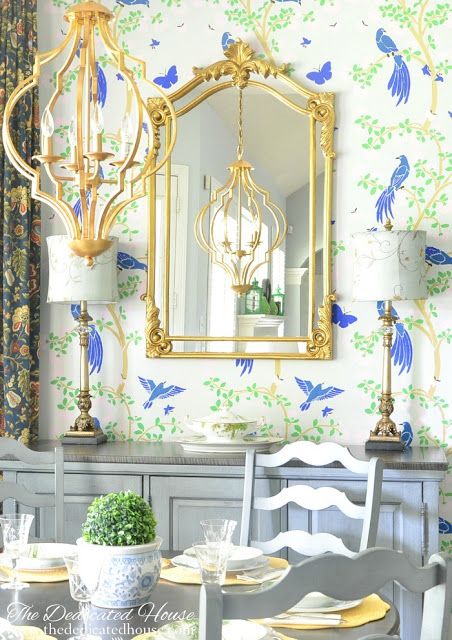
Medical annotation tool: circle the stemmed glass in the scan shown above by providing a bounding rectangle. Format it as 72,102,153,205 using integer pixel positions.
200,519,237,544
64,553,103,640
0,514,34,591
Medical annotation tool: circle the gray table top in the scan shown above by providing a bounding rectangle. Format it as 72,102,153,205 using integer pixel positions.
15,440,447,472
0,573,398,640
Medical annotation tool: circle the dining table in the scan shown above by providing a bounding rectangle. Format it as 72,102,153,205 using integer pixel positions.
0,553,399,640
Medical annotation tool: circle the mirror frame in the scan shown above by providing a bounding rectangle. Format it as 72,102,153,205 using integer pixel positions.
144,41,336,359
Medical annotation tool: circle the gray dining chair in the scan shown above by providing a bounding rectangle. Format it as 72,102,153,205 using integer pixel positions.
0,438,64,542
199,547,451,640
240,441,383,556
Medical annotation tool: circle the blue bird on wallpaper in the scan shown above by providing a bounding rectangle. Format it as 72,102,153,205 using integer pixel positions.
71,304,103,375
322,406,334,417
376,29,410,105
117,251,147,272
377,301,413,374
138,377,186,410
306,62,332,85
164,405,174,415
332,303,357,329
153,66,178,89
375,155,410,223
300,37,311,47
400,421,413,448
222,32,235,51
425,246,452,266
117,0,149,6
235,358,254,376
439,517,452,534
149,39,160,49
388,55,410,105
295,378,344,412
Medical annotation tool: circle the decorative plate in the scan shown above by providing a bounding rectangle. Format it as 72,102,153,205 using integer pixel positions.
290,592,363,613
172,553,267,573
184,544,264,571
17,543,77,570
177,436,283,454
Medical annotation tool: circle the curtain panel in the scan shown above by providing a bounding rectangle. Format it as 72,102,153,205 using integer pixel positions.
0,0,40,442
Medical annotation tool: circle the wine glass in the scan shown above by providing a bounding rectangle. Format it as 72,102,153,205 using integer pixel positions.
64,553,103,640
0,514,34,591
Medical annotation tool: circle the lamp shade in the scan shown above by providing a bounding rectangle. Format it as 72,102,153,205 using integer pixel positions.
352,229,427,302
47,235,119,304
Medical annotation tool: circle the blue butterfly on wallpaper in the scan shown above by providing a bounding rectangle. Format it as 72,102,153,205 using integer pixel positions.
377,301,413,375
149,39,160,49
331,303,357,329
421,65,444,82
164,405,175,416
71,304,103,375
322,406,334,417
295,378,344,412
425,246,452,266
235,358,254,376
400,421,413,448
153,65,178,89
138,377,186,410
376,29,410,106
222,32,235,51
117,0,150,6
375,155,410,223
306,62,332,85
117,251,148,272
116,73,124,81
439,517,452,534
300,37,311,48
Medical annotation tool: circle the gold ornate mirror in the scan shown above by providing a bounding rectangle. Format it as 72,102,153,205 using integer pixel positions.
145,41,335,359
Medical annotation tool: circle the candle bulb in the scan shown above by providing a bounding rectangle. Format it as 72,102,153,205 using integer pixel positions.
68,117,77,163
41,106,55,156
120,112,133,159
92,102,104,153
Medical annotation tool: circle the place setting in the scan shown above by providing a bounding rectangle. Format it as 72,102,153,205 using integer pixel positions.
0,515,74,588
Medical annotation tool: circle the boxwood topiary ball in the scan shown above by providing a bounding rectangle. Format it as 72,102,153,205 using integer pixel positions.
82,490,157,546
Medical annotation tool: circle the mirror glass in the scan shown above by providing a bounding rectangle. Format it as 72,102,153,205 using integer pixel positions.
149,52,333,358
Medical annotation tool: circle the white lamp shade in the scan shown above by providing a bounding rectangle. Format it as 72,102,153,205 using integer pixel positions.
352,230,427,302
47,235,119,304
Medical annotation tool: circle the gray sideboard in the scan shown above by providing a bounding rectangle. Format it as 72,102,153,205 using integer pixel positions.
0,441,447,640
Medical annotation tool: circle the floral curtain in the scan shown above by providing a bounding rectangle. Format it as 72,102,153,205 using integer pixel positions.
0,0,40,443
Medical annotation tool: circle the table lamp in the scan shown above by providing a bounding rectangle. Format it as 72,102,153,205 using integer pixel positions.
352,222,427,451
47,235,119,444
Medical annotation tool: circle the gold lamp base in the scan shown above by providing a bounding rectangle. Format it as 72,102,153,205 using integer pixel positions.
365,391,404,451
365,432,404,451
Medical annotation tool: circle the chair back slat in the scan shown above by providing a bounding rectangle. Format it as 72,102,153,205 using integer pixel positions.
252,530,354,557
0,439,64,542
255,441,372,474
241,442,383,555
254,485,366,519
200,549,450,640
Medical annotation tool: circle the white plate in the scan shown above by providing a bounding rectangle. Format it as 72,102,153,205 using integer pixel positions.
178,436,283,454
16,543,77,570
184,544,263,571
172,553,268,573
291,591,363,613
156,619,269,640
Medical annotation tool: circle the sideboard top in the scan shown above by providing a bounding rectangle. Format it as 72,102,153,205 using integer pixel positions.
13,440,447,472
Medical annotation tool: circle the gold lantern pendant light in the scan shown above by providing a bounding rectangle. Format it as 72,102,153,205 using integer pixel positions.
195,89,287,295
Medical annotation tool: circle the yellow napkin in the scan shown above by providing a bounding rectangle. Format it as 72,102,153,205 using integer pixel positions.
257,594,390,630
160,556,288,586
0,563,68,583
16,627,53,639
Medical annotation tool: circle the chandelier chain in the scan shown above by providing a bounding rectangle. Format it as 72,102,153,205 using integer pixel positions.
237,88,244,159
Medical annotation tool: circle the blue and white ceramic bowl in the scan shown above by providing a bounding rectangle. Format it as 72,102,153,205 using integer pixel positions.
76,536,162,608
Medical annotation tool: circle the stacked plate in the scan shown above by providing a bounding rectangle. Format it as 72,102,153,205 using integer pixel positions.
155,619,272,640
14,543,76,570
171,545,266,573
0,617,24,640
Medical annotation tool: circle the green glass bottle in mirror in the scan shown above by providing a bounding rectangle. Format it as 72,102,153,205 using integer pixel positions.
244,280,264,314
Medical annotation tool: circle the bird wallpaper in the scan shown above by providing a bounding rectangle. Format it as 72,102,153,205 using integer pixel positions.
38,0,452,552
